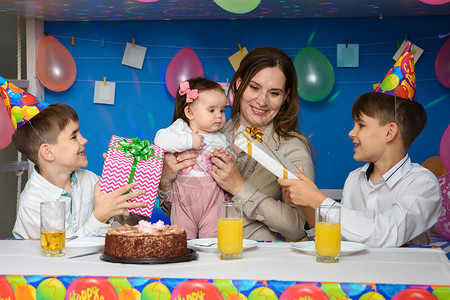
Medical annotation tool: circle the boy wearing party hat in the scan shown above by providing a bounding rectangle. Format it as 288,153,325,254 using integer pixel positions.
0,76,147,239
278,45,441,248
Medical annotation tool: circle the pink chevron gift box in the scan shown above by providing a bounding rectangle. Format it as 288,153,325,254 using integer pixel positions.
100,135,164,218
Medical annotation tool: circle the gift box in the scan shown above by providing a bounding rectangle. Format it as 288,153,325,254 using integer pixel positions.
100,135,164,218
234,126,300,179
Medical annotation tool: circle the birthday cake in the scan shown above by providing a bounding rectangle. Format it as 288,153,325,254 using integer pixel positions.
104,220,188,258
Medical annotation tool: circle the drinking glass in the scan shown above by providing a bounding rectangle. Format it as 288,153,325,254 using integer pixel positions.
40,201,66,257
217,202,243,260
315,204,341,263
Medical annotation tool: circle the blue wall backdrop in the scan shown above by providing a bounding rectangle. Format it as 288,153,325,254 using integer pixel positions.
43,17,450,222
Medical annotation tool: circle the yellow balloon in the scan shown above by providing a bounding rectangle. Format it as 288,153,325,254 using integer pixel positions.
21,105,40,121
11,114,17,130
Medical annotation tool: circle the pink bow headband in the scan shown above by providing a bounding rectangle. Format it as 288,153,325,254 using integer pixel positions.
179,81,199,103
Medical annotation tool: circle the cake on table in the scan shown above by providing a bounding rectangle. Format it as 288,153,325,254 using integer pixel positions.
104,220,188,258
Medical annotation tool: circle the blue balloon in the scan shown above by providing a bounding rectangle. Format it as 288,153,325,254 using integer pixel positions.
294,47,335,102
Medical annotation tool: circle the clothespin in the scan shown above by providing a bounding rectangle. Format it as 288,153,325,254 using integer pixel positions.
132,39,135,47
345,40,348,48
101,38,104,48
72,36,75,46
238,44,242,52
103,77,106,86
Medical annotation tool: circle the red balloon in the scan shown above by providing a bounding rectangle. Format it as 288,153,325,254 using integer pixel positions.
280,284,329,300
394,85,409,99
392,288,438,300
435,39,450,88
165,47,203,98
21,93,39,106
171,280,222,300
0,276,14,300
65,277,118,300
36,36,77,92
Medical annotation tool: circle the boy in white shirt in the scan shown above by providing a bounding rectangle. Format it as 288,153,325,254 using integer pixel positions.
278,92,441,247
12,103,147,239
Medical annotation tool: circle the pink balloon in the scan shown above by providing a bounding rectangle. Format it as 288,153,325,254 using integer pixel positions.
440,124,450,171
36,36,77,92
436,172,450,240
0,100,14,150
435,39,450,88
419,0,449,4
165,47,203,98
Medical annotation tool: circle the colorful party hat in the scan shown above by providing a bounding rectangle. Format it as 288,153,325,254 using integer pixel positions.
0,75,49,130
374,42,416,101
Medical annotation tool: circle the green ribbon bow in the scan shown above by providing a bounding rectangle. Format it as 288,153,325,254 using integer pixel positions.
109,137,163,191
117,137,154,162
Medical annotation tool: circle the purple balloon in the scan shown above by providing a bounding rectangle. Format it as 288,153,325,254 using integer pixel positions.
165,47,203,98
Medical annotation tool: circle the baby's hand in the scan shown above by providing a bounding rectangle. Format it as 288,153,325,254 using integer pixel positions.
191,132,204,150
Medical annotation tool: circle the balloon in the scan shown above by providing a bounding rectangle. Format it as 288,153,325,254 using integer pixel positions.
380,74,400,91
279,284,328,300
36,35,77,92
419,0,450,4
392,288,438,300
0,97,14,150
440,124,450,171
435,39,450,88
436,172,450,239
165,47,203,98
294,47,335,102
213,0,261,14
171,280,222,299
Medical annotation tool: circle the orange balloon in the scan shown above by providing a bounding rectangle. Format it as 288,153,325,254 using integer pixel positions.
36,36,77,92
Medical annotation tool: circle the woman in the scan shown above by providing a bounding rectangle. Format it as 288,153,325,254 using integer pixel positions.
158,46,315,241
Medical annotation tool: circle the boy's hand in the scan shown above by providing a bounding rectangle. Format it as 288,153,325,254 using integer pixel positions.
278,167,326,209
93,181,147,223
191,131,204,150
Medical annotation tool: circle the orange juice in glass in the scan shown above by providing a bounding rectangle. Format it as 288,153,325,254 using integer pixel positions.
217,202,243,260
315,205,341,263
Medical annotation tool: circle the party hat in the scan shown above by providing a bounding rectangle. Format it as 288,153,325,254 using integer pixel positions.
0,75,49,130
374,42,416,101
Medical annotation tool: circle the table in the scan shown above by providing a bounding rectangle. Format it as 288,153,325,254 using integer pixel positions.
1,240,449,299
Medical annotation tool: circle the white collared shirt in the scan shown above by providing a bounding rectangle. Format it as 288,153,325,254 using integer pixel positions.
12,167,111,239
322,154,442,247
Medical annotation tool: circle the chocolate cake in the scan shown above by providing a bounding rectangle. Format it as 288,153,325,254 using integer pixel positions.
104,220,188,258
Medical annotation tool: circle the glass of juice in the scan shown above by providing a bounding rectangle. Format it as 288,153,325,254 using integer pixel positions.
40,201,66,257
217,201,243,260
315,204,341,263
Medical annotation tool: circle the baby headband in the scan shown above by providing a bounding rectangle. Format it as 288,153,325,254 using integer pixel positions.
179,81,198,103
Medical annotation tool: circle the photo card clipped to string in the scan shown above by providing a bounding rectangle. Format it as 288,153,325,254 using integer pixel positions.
337,43,359,68
94,79,116,105
122,42,147,69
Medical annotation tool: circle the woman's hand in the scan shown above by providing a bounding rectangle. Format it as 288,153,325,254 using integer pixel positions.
159,152,198,191
211,147,244,195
